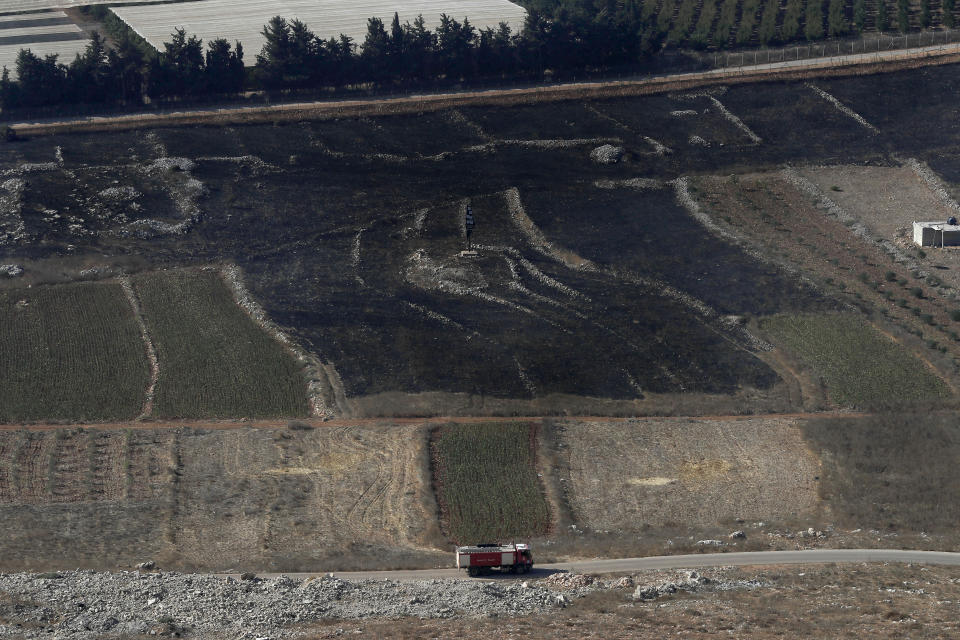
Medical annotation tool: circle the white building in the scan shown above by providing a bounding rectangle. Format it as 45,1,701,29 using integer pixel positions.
913,220,960,247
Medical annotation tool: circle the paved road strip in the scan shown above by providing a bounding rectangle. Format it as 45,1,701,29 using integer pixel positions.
226,549,960,582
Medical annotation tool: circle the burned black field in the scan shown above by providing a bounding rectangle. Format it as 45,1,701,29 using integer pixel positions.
2,66,959,415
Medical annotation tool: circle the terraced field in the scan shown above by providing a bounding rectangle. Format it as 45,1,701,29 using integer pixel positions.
0,281,149,422
0,269,310,422
431,422,551,543
133,268,309,419
8,65,960,415
760,313,949,408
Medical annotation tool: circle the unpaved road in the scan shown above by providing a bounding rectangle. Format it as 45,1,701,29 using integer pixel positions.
244,549,960,581
0,411,870,431
11,40,960,136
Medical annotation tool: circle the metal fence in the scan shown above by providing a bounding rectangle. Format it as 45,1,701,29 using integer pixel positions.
705,29,960,69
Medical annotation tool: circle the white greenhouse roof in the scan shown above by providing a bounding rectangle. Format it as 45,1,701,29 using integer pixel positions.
112,0,527,65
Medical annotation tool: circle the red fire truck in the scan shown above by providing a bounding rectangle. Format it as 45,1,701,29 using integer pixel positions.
456,543,533,577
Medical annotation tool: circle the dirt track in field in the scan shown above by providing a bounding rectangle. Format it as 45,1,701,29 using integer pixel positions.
10,41,960,136
0,411,871,432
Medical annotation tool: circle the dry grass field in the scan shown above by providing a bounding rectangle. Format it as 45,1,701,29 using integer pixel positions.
558,418,822,533
0,424,446,572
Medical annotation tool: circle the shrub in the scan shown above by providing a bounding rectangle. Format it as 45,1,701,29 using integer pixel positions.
950,310,960,322
885,271,897,282
911,287,924,298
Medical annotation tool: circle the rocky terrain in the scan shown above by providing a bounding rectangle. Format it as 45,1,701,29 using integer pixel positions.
0,568,749,639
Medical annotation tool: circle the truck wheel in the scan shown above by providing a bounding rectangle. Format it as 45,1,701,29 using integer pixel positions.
468,566,479,577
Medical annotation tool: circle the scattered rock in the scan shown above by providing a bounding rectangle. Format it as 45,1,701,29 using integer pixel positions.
0,263,22,277
696,539,724,546
688,135,710,147
729,530,746,539
590,144,624,164
136,561,156,571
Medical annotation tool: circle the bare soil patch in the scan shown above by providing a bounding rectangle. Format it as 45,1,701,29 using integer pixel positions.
800,164,951,241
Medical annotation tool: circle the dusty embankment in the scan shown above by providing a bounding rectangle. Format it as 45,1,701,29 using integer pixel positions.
10,43,960,136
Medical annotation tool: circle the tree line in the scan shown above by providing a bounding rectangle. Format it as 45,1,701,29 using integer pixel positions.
1,0,662,110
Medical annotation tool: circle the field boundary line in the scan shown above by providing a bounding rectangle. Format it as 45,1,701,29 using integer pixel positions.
219,264,343,419
13,43,960,136
0,411,883,431
866,318,959,397
119,276,158,420
805,83,879,133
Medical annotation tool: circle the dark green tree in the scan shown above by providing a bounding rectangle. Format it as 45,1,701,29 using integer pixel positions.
853,0,867,31
435,14,476,80
404,15,435,81
256,16,292,88
149,28,205,97
360,16,390,81
945,0,955,28
15,48,67,107
805,0,825,39
0,66,19,109
782,0,804,40
67,31,109,103
898,0,910,32
920,0,930,27
828,0,849,35
205,38,244,94
877,0,890,30
108,34,146,104
757,0,779,45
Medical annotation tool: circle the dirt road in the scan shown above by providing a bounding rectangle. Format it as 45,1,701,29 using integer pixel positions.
10,40,960,136
0,410,870,431
251,549,960,581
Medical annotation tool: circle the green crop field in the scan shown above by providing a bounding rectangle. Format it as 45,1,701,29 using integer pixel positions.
0,282,149,422
761,313,949,409
431,422,551,544
132,269,309,418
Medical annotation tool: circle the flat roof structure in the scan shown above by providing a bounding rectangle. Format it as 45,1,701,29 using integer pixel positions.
914,220,960,247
